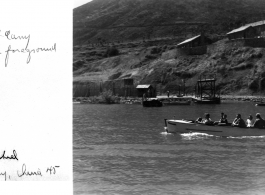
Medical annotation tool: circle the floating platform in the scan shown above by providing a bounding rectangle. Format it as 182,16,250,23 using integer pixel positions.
142,98,163,107
193,97,221,104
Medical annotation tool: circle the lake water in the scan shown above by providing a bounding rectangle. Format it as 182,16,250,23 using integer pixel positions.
73,101,265,195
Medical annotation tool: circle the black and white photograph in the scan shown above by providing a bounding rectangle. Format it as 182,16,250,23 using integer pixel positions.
73,0,265,194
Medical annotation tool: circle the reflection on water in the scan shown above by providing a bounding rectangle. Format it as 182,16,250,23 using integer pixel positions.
74,101,265,195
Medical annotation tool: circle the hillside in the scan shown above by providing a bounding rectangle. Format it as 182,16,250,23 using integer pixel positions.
73,38,265,95
73,0,265,45
73,0,265,95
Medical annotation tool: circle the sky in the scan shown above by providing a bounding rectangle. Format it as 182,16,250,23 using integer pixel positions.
74,0,93,8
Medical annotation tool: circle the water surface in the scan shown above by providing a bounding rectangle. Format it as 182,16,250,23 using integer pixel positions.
74,101,265,195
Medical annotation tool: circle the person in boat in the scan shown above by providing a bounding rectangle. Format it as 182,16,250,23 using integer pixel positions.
246,115,253,127
196,113,213,125
232,114,246,128
195,117,203,123
217,114,228,126
252,113,265,129
214,112,226,125
167,91,170,98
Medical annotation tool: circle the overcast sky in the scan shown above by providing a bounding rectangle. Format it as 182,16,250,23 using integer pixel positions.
74,0,93,8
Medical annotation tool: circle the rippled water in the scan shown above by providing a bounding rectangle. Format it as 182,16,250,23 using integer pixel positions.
73,101,265,195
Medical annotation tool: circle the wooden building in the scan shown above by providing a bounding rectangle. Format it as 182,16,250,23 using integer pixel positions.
136,85,156,98
227,20,265,40
227,26,257,40
247,20,265,37
176,33,212,55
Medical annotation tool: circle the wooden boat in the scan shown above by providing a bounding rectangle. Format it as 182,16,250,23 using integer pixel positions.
255,102,265,106
164,119,265,137
142,98,163,107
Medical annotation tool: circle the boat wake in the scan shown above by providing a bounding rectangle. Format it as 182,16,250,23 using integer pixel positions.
227,135,265,139
161,130,216,139
160,131,172,135
161,130,265,140
181,132,214,140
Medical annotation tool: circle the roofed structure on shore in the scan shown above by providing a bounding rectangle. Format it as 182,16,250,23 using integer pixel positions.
227,20,265,40
136,84,156,98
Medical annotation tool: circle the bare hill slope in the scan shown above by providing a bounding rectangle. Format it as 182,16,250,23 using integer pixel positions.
73,38,265,95
73,0,265,95
73,0,265,45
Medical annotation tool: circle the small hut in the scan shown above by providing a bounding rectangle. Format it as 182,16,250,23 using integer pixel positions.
136,85,156,98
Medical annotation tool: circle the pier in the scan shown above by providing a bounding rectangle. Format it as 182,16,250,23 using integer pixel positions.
193,75,221,104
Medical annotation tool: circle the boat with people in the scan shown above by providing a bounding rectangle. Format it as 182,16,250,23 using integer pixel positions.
164,119,265,137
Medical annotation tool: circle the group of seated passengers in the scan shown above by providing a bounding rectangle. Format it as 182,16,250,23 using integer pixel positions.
196,113,227,126
196,113,265,128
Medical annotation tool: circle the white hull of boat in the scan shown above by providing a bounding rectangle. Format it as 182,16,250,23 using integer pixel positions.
165,119,265,137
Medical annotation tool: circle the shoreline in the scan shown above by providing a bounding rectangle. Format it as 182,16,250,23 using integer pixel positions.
220,95,265,102
73,94,265,104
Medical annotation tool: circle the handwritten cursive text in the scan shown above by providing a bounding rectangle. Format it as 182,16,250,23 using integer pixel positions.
17,164,42,177
5,43,56,67
0,150,18,160
0,171,7,181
